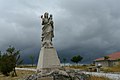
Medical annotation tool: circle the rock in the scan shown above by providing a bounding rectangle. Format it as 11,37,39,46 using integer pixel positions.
37,76,53,80
24,69,90,80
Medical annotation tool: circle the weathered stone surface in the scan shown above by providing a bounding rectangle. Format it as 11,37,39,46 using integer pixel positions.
41,12,54,48
38,77,53,80
37,47,60,72
24,69,91,80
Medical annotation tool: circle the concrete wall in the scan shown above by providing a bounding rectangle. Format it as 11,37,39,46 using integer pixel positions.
95,60,120,67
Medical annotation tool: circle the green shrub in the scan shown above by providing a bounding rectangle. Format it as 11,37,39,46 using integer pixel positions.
0,54,14,76
0,46,23,76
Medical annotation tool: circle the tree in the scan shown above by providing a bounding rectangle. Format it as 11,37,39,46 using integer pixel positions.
0,46,23,76
118,58,120,61
6,46,23,76
29,54,35,67
104,56,110,60
71,55,83,64
63,58,66,66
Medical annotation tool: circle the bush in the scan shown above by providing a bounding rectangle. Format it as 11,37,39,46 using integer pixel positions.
0,46,23,76
0,54,14,76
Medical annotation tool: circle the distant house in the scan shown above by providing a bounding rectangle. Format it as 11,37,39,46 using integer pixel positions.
94,52,120,67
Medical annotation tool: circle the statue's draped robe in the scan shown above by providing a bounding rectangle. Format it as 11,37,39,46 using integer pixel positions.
41,18,54,47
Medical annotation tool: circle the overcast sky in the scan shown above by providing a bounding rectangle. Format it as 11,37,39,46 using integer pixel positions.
0,0,120,63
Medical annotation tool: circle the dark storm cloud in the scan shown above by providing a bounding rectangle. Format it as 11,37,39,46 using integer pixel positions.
54,0,120,62
0,0,120,63
55,0,120,51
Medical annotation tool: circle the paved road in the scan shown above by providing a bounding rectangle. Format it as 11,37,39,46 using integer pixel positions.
15,67,36,71
15,68,120,80
83,72,120,80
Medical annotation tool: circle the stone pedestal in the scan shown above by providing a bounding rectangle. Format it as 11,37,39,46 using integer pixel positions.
37,47,60,73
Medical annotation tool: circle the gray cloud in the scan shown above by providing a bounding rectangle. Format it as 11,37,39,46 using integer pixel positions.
55,0,120,49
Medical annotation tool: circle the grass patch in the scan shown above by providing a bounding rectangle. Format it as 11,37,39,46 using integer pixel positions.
17,65,37,69
0,70,35,80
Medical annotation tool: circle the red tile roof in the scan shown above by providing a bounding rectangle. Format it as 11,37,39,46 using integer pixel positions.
95,52,120,61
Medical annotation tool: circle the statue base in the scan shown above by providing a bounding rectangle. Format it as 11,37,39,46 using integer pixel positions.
37,47,60,74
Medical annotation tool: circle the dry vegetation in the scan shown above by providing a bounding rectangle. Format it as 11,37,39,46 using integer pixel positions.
90,76,111,80
0,70,35,80
65,63,120,73
102,66,120,73
102,64,120,73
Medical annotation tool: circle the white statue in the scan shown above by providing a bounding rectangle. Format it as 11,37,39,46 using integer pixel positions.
37,12,60,72
41,12,54,47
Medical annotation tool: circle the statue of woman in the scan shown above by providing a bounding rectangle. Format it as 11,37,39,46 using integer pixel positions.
41,12,54,47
